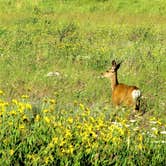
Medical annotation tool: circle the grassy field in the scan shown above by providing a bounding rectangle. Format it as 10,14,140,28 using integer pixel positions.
0,0,166,165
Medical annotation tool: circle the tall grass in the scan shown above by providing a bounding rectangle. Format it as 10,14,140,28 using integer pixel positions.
0,95,166,165
0,0,166,165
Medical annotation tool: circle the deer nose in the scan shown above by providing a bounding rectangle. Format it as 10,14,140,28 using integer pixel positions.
100,73,104,78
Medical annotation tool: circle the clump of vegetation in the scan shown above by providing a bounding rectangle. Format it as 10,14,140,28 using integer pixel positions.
0,92,166,165
0,0,166,165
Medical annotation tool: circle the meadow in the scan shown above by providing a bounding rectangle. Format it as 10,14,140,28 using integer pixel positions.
0,0,166,165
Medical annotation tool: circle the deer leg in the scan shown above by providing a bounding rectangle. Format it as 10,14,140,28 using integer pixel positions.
135,99,140,111
132,99,140,113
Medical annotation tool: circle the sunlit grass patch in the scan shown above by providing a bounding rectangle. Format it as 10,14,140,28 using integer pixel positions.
0,0,166,165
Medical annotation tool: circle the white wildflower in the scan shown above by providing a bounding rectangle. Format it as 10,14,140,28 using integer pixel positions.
130,119,137,123
151,127,157,131
160,131,166,135
150,121,157,124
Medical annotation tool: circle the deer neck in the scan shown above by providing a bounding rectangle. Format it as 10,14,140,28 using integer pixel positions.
111,72,119,91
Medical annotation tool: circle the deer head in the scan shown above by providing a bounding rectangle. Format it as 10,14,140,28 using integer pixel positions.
102,60,122,78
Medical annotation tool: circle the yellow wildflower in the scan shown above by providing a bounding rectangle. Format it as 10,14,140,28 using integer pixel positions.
0,110,4,116
65,129,72,138
79,103,85,110
0,101,9,108
48,142,54,149
22,115,29,122
21,95,29,99
98,118,104,128
12,99,18,105
85,148,91,154
138,134,143,142
138,143,143,151
26,154,40,162
44,157,49,164
85,107,90,115
90,116,95,123
67,117,73,124
18,103,25,113
49,99,56,105
61,148,66,153
156,120,162,125
52,136,58,144
0,90,5,96
90,131,97,139
10,149,14,156
150,117,156,121
27,154,34,160
49,107,54,112
43,109,49,113
19,124,25,130
152,127,159,135
44,116,51,123
118,127,125,136
3,138,9,145
59,139,66,147
9,110,17,116
67,145,74,154
35,115,40,122
25,103,32,110
112,137,121,146
8,121,13,126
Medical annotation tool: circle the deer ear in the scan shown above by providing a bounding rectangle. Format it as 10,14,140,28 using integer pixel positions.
112,60,116,66
116,62,122,70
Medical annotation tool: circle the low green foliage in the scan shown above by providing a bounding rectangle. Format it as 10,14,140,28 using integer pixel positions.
0,0,166,165
0,94,166,165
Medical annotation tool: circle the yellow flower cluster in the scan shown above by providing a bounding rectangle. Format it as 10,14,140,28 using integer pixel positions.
0,91,165,165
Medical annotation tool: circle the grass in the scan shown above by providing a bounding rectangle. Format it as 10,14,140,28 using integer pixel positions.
0,0,166,165
0,94,166,165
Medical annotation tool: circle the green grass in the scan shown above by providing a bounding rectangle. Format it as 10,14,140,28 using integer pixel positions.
0,96,166,165
0,0,166,165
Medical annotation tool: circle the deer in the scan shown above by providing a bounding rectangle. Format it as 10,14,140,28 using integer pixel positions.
102,60,141,112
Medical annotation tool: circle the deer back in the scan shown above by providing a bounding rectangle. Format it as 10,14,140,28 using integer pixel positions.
112,83,140,107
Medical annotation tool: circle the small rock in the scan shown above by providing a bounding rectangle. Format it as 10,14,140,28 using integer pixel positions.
46,71,60,77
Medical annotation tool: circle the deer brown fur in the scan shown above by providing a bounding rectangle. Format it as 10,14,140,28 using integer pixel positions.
103,60,141,111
